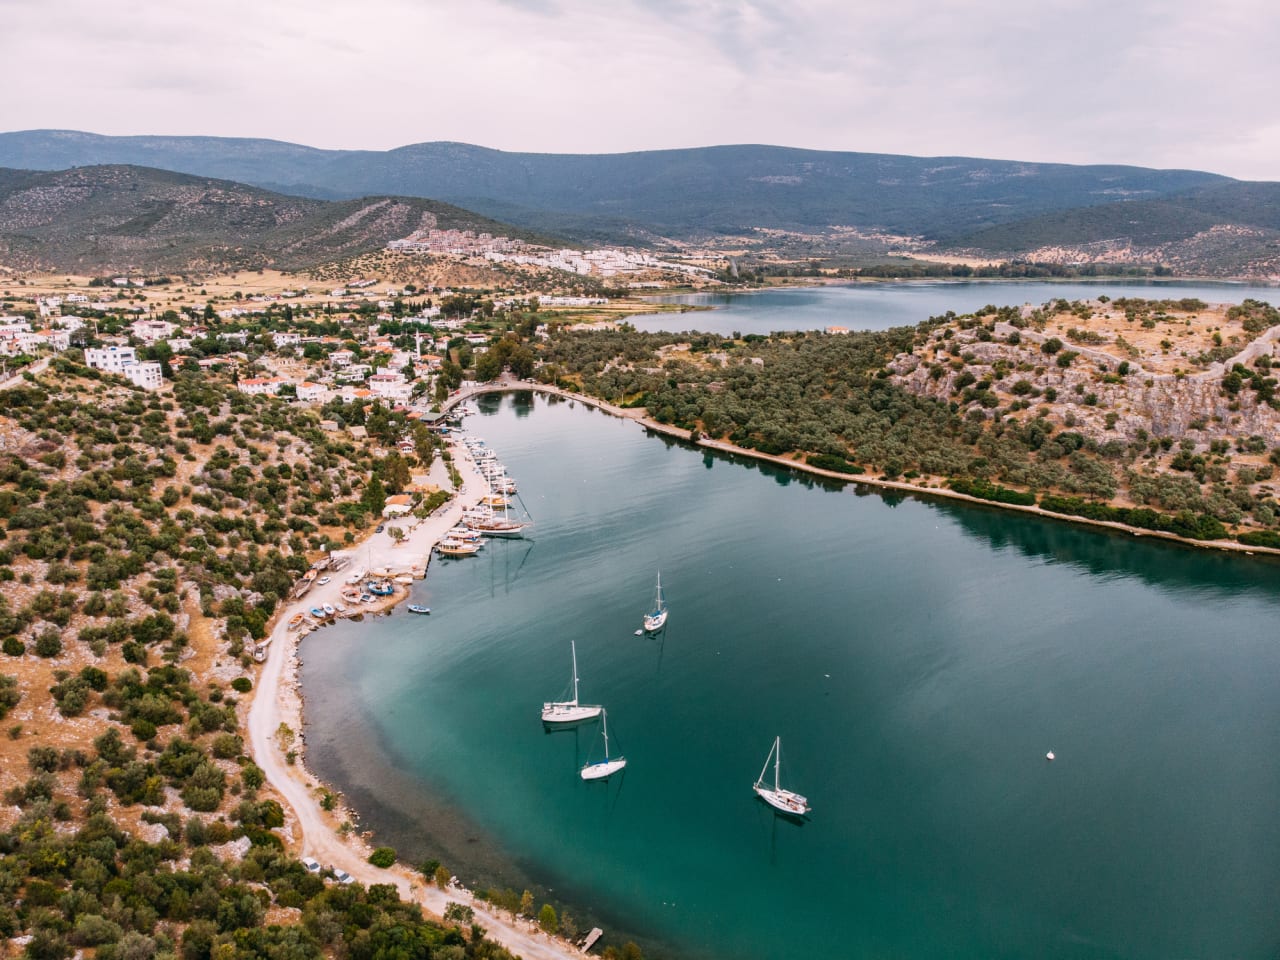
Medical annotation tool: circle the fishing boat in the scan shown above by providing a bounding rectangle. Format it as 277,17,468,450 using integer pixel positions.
345,567,366,585
367,580,394,596
334,603,347,615
321,604,336,617
287,613,305,631
437,538,481,557
308,607,325,619
542,641,603,724
642,571,668,632
753,736,810,817
407,604,431,615
580,709,627,780
394,574,414,585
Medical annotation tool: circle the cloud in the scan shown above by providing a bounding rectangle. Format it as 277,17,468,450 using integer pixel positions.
0,0,1277,179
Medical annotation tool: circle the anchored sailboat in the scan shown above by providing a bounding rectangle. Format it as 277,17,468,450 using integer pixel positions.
541,641,602,724
753,736,810,817
580,709,627,780
642,571,668,632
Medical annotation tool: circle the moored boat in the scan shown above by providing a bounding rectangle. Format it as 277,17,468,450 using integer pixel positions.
407,604,431,615
542,642,603,724
643,571,668,633
437,538,481,557
580,709,626,780
288,613,305,631
753,736,810,817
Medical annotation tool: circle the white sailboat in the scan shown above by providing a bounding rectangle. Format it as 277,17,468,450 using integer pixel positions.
580,709,626,780
642,571,668,632
541,641,603,724
753,736,810,817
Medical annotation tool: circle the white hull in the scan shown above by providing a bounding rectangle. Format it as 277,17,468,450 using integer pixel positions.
541,702,602,724
643,610,668,632
754,785,810,817
581,758,627,780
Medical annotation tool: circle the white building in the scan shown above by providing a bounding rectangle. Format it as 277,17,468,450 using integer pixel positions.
85,345,140,374
273,332,301,348
295,381,327,402
130,319,177,343
236,377,286,396
368,372,412,401
123,362,163,391
84,346,163,390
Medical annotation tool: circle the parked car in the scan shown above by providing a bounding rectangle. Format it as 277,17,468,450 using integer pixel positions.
376,524,385,533
317,577,331,586
301,857,321,874
331,867,354,885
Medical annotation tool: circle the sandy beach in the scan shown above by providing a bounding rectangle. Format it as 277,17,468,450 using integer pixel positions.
246,430,586,960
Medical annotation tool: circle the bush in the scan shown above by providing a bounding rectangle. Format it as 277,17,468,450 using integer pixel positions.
948,477,1036,506
2,636,23,656
230,676,252,694
368,846,397,868
806,453,864,475
34,629,63,658
0,675,19,720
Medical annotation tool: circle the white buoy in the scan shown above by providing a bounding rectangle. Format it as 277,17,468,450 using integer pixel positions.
1046,751,1055,761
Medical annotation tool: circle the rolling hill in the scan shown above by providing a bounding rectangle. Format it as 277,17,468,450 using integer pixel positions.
0,130,1233,242
0,164,553,273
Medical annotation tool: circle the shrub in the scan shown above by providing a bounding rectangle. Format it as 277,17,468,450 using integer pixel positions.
369,846,397,868
230,677,252,694
2,637,23,657
34,629,63,658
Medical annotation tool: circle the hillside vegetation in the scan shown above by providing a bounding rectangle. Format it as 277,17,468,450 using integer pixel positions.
0,165,555,273
532,297,1280,548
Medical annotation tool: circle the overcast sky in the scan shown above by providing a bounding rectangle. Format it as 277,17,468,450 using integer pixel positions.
3,0,1278,179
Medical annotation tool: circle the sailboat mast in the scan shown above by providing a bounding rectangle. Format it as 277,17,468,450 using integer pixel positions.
571,642,580,704
601,711,610,759
774,736,781,791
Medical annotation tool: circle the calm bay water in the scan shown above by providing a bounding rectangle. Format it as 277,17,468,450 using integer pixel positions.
302,392,1280,960
630,279,1280,335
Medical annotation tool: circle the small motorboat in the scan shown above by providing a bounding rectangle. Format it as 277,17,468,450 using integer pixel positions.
407,604,431,615
288,613,305,631
309,607,325,619
321,604,336,617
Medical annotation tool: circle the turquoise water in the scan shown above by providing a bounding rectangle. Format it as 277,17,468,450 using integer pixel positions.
302,393,1280,960
629,279,1280,335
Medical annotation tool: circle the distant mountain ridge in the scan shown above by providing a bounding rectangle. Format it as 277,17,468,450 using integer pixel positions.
0,164,551,273
0,130,1236,243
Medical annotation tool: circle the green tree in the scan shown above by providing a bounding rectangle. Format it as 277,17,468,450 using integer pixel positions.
538,903,558,934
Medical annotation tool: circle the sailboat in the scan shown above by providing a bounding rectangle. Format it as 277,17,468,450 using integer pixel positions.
753,736,810,817
642,571,668,632
467,476,532,538
541,641,603,724
580,709,626,780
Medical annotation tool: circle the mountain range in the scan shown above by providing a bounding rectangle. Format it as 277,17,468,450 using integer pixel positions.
1,130,1279,275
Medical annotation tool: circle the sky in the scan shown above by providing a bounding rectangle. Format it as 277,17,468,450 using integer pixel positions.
3,0,1279,180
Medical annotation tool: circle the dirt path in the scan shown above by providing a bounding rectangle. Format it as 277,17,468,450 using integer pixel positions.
246,439,586,960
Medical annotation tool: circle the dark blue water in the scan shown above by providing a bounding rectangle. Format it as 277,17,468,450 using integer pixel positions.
303,393,1280,960
630,279,1280,335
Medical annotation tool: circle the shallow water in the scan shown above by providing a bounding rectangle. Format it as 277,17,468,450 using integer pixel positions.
303,392,1280,959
